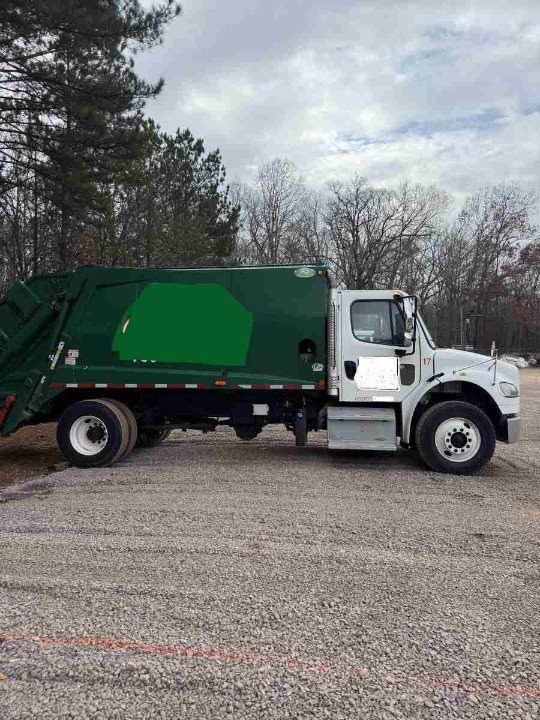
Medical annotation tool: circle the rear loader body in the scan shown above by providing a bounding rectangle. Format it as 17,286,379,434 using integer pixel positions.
0,264,520,474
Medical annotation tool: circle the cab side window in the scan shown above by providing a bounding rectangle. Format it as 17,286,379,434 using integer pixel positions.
351,300,405,347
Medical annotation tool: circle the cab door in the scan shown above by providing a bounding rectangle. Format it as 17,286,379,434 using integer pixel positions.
338,290,421,404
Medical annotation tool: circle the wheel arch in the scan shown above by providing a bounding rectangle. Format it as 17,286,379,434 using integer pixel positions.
406,380,504,447
44,388,141,422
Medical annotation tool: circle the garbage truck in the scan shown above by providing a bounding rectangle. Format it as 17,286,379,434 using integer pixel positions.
0,264,520,474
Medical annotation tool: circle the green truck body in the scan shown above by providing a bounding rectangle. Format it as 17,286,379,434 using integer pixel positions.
0,265,328,436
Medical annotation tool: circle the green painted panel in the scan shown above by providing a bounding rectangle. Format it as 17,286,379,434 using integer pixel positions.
47,264,328,388
112,283,253,366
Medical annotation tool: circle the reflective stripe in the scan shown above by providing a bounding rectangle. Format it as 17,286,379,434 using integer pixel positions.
49,383,318,390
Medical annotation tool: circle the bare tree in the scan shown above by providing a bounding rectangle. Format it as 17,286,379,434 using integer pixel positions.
237,159,309,264
422,183,538,348
293,193,330,264
324,176,448,290
0,152,54,287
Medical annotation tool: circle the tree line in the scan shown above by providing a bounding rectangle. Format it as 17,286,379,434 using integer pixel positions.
1,2,538,352
233,159,539,352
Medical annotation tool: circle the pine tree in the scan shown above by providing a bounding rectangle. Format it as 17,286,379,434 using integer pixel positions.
0,0,180,269
155,128,240,265
89,124,240,268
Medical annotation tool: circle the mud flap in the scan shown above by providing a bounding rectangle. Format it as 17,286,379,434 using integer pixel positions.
294,410,307,446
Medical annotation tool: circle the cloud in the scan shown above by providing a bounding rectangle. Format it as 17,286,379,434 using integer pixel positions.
136,0,540,201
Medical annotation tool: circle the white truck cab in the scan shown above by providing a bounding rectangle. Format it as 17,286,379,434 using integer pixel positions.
326,287,520,474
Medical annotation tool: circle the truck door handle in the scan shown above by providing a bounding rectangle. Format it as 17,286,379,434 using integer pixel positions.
344,361,357,380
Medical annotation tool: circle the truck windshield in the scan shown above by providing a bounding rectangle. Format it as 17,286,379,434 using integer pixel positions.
417,314,437,349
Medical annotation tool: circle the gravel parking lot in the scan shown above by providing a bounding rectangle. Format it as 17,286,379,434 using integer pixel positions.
0,371,539,719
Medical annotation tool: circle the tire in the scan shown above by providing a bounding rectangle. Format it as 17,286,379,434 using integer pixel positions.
57,399,130,468
135,428,171,448
101,399,138,458
415,400,496,475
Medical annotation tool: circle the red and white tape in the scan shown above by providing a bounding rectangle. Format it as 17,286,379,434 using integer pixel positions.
50,382,318,390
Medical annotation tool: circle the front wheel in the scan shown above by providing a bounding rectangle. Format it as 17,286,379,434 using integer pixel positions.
415,401,496,475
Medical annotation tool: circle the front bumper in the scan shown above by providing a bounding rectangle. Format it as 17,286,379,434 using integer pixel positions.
500,415,520,443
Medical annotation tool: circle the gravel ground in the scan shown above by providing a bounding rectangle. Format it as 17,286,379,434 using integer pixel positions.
0,370,538,719
0,425,65,489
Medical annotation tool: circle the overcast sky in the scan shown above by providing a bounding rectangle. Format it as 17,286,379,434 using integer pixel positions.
136,0,540,198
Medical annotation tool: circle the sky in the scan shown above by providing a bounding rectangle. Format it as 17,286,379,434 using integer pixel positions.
136,0,540,199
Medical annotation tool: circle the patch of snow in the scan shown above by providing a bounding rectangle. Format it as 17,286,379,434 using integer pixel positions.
500,355,529,368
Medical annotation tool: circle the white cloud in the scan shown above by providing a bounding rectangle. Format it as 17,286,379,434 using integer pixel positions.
136,0,540,201
311,111,540,191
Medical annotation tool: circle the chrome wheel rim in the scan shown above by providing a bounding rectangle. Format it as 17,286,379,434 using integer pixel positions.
69,416,108,456
434,417,481,463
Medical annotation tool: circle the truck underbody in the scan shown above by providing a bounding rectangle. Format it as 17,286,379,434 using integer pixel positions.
38,387,327,442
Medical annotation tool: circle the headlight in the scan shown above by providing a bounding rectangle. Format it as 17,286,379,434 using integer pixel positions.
499,382,519,398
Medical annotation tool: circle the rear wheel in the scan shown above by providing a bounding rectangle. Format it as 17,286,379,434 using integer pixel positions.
415,400,496,474
136,428,171,448
57,399,130,468
101,399,138,457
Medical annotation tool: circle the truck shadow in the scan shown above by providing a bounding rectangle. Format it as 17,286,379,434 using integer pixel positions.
137,435,424,472
152,437,499,479
327,447,420,469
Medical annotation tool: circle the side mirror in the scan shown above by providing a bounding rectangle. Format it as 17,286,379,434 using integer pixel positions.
399,295,417,347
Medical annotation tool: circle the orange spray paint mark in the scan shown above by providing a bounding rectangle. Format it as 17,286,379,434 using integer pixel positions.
1,632,539,699
425,678,540,699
